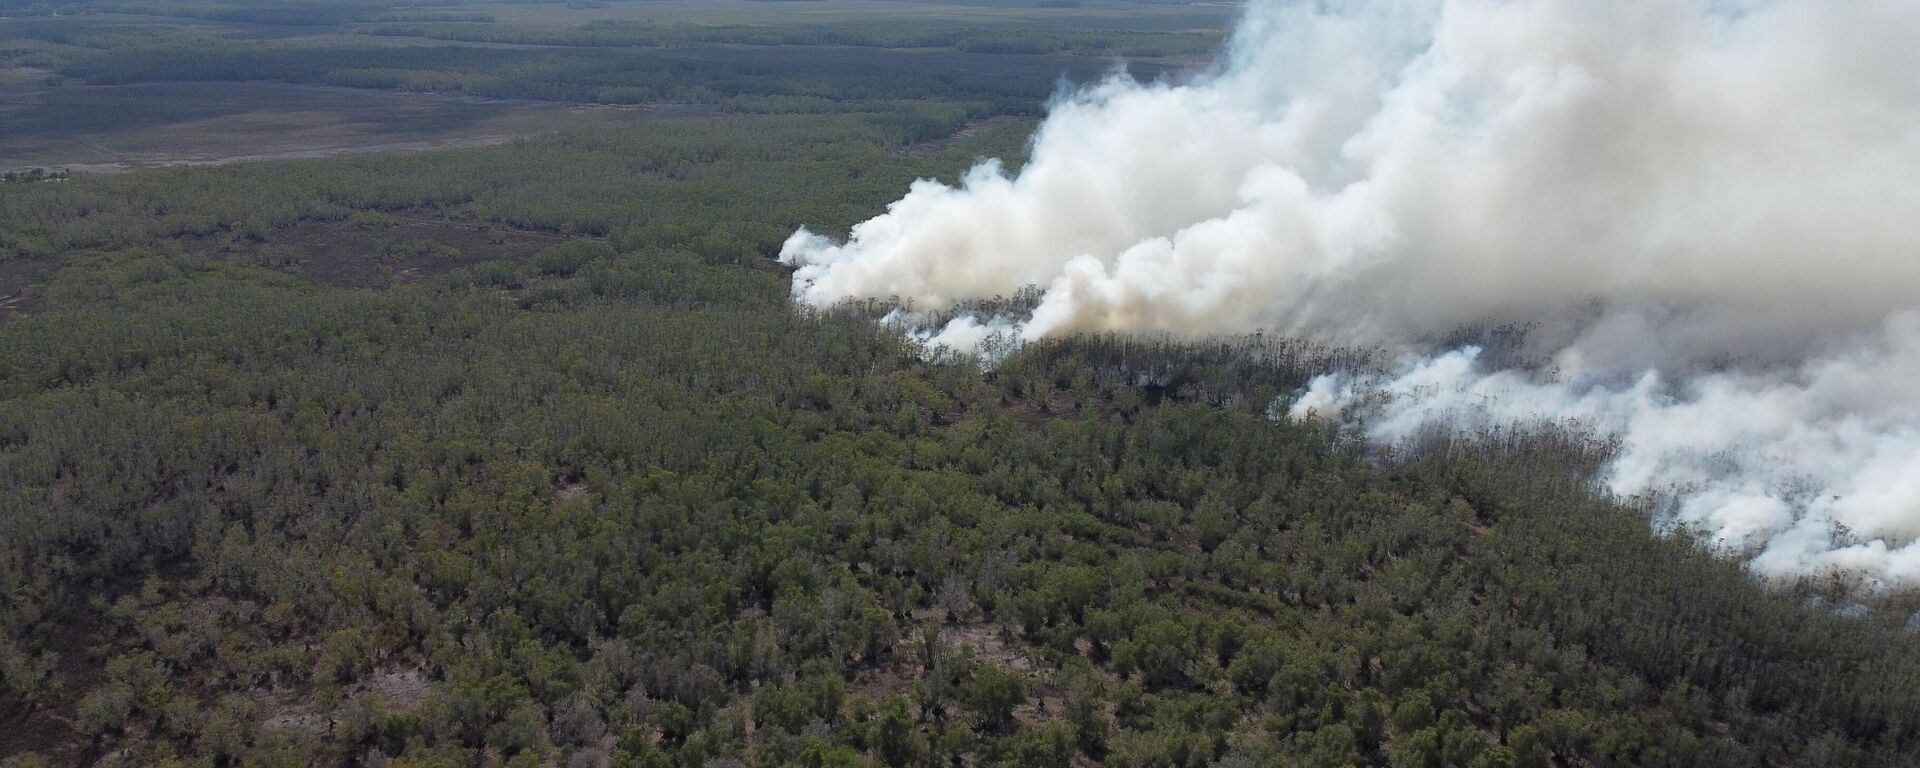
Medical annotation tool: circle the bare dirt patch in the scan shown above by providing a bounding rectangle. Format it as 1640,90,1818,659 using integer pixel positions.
254,687,331,738
554,481,591,504
360,666,432,712
943,622,1034,673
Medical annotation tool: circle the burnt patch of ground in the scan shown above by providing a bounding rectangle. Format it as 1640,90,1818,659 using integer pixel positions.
905,114,1028,156
0,256,59,319
0,215,565,324
0,608,104,765
212,213,566,289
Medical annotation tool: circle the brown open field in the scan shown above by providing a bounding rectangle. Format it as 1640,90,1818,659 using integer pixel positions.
0,69,708,174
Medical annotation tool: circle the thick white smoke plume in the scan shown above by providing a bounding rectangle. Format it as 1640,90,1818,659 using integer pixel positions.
781,0,1920,585
1292,315,1920,585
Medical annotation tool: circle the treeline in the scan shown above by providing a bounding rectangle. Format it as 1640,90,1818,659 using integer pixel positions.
0,112,1032,261
60,0,407,26
354,20,1222,58
52,40,1119,114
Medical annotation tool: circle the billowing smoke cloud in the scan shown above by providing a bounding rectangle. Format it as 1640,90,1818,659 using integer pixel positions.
1293,314,1920,585
781,0,1920,584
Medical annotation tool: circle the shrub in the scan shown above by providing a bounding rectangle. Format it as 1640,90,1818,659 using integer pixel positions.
534,239,617,277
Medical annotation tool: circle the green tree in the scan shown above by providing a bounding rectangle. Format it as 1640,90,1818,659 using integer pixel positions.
959,664,1027,732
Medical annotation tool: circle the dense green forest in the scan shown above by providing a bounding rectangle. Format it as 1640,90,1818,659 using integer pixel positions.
5,2,1920,767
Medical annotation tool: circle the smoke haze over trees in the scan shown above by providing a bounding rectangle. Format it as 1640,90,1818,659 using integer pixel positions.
781,0,1920,585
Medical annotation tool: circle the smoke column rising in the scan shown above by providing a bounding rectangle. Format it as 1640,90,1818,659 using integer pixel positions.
781,0,1920,585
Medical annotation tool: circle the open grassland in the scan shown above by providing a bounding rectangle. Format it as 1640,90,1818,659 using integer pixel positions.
0,72,707,174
